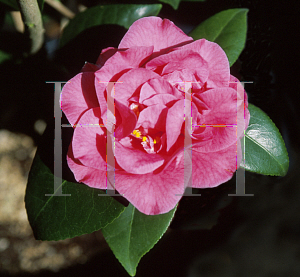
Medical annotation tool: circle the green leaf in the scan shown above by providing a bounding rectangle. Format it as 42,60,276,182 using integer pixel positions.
102,204,177,276
0,0,18,10
159,0,206,10
241,104,289,176
189,8,248,66
25,153,125,241
60,4,162,48
159,0,180,9
0,0,44,11
0,49,12,64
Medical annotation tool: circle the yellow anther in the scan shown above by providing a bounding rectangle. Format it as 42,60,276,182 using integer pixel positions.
153,139,156,144
142,136,147,142
132,129,142,138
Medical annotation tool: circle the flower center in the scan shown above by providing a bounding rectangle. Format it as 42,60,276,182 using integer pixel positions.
131,129,161,154
129,102,162,154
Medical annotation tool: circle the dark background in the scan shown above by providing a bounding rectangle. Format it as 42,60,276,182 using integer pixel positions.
1,0,299,276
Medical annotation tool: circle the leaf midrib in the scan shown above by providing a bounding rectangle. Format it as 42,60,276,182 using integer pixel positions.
32,180,66,225
127,206,136,274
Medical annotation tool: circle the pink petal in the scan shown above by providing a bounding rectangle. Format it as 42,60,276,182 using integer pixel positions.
61,72,99,126
119,17,193,52
103,46,154,69
81,62,100,73
191,140,241,188
116,68,160,106
94,46,155,118
136,104,167,131
166,99,185,151
146,50,209,85
114,140,165,175
142,93,178,106
114,100,137,139
96,47,118,67
71,108,107,170
163,69,207,91
229,75,250,133
139,78,182,104
67,144,108,190
179,39,230,88
194,87,239,152
115,149,192,215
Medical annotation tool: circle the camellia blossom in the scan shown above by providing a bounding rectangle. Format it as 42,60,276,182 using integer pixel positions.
61,16,250,215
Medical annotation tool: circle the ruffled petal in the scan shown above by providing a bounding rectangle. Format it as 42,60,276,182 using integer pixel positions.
119,17,193,52
61,72,99,126
142,94,178,106
136,104,167,131
94,47,155,119
146,50,208,85
114,140,165,174
114,99,137,139
163,69,207,91
102,46,154,69
139,78,182,104
67,144,108,190
96,47,118,67
229,75,250,133
116,68,160,106
71,108,107,170
166,99,186,151
191,140,241,188
115,149,192,215
194,87,239,152
178,39,230,88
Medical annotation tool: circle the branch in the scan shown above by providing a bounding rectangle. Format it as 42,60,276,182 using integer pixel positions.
17,0,44,54
45,0,75,19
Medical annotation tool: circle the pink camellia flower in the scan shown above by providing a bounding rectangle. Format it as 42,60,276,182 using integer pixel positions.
61,16,250,215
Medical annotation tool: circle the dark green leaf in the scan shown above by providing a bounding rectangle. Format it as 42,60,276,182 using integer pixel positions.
189,8,248,66
159,0,206,10
0,0,44,11
241,104,289,176
159,0,180,10
0,49,12,64
0,0,18,10
102,204,177,276
60,4,162,48
25,153,125,241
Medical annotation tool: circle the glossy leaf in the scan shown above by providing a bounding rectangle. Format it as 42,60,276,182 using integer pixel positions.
189,8,248,66
60,4,162,48
25,153,125,241
241,104,289,176
0,0,44,11
102,204,177,276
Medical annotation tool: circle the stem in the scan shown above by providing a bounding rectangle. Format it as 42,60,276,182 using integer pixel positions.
17,0,44,54
45,0,75,19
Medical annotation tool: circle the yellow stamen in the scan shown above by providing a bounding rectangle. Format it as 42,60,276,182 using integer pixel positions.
142,136,147,142
153,139,156,144
135,132,141,138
